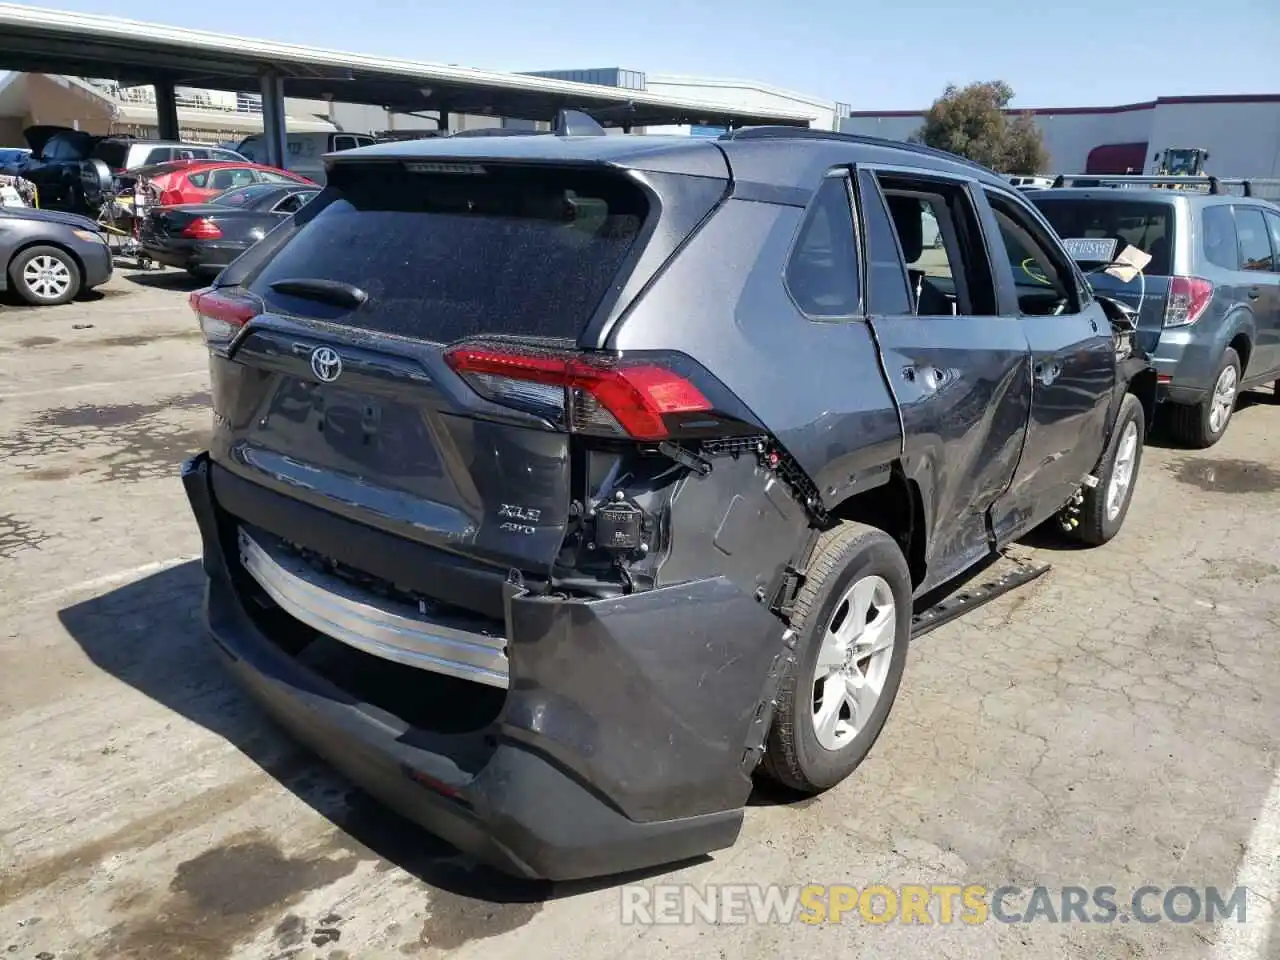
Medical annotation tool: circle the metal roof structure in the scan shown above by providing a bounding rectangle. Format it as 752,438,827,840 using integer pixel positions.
0,4,814,128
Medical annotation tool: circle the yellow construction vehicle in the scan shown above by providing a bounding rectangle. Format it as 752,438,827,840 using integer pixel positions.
1151,148,1210,186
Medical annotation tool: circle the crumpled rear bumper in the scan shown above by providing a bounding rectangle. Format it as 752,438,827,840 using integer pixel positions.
182,452,792,880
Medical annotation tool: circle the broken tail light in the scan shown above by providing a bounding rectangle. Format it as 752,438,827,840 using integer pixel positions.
444,342,758,441
189,287,258,345
1163,276,1214,327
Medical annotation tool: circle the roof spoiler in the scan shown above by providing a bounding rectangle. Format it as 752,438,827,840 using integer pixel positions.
1050,173,1280,196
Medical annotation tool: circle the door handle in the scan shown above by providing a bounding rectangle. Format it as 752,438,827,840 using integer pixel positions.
1247,287,1260,301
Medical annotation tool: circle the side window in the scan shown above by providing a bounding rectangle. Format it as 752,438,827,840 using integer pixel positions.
877,174,996,317
331,135,359,152
256,170,297,184
272,192,306,214
145,147,173,165
1265,212,1280,274
984,190,1082,316
1234,207,1274,272
784,174,861,319
187,171,208,188
1202,205,1239,270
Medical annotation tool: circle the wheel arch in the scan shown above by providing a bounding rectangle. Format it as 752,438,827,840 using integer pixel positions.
7,238,87,293
824,462,927,590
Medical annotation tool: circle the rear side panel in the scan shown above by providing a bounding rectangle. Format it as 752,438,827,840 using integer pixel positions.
608,195,903,506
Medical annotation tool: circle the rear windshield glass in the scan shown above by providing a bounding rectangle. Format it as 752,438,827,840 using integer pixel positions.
248,161,649,342
90,141,130,171
1030,197,1175,275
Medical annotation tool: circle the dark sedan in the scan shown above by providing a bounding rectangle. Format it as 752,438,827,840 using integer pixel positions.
139,182,320,279
1,205,113,305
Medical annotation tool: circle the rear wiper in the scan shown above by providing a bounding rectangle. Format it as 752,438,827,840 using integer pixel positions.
268,277,367,309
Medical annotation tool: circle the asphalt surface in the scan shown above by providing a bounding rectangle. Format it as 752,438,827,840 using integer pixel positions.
1,267,1279,960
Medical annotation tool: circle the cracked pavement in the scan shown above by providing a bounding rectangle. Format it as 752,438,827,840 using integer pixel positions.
1,270,1278,960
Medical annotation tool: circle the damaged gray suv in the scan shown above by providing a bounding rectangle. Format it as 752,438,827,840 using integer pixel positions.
182,122,1153,880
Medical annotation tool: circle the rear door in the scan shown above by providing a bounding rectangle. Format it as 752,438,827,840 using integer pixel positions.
981,186,1116,531
1233,205,1280,377
210,158,671,579
857,167,1032,591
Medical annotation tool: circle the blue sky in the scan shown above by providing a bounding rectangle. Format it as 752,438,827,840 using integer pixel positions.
20,0,1280,109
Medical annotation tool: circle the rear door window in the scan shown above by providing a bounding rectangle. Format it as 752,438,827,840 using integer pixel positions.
207,166,258,192
1030,197,1175,275
1265,211,1280,274
1202,206,1239,270
144,147,174,165
1234,207,1274,272
248,161,650,343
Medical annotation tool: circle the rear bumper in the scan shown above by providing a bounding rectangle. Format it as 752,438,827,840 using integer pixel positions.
140,237,247,273
182,453,786,880
1149,326,1222,402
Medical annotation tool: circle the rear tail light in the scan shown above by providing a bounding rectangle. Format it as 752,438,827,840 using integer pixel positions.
1163,276,1214,327
444,342,748,441
182,217,223,240
189,288,258,344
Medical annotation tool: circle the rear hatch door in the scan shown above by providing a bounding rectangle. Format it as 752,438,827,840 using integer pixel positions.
207,154,724,582
1032,192,1176,354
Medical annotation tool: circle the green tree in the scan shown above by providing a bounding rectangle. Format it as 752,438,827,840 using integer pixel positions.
913,81,1049,174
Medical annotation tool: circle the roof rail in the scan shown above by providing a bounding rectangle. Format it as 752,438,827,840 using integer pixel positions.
718,126,997,176
1049,173,1280,196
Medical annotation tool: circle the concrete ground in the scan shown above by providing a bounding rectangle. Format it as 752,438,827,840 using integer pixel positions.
1,268,1279,960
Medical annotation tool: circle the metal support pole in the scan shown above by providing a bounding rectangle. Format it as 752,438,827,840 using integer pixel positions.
438,110,450,134
259,70,287,170
153,77,180,141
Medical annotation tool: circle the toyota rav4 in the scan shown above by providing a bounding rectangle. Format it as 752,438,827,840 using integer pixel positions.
181,124,1153,881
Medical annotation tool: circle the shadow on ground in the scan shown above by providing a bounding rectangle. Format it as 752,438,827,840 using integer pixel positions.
121,269,205,291
1142,385,1278,449
56,561,699,914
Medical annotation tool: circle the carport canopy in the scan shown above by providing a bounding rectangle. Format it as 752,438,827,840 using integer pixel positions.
0,3,813,167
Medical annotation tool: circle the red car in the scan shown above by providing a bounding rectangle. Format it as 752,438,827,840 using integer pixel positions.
133,159,312,207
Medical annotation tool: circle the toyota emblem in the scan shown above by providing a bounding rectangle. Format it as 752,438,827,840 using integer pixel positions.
310,346,342,383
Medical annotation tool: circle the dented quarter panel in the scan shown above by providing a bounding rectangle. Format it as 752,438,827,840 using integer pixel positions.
607,197,903,511
656,453,811,593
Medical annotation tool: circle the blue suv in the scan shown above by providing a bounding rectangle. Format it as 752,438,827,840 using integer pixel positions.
1031,186,1280,447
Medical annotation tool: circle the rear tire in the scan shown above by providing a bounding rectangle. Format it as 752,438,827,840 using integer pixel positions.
8,245,82,306
761,522,912,794
1072,393,1144,546
1168,347,1240,448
